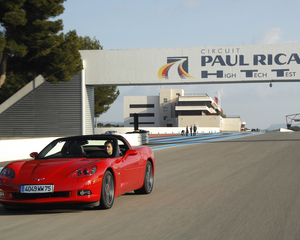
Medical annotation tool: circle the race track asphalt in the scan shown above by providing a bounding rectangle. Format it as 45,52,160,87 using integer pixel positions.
1,131,300,240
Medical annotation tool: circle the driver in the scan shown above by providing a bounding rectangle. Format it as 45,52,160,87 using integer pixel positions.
104,140,113,155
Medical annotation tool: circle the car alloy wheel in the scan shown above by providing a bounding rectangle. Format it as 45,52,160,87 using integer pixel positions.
100,171,115,209
145,161,154,193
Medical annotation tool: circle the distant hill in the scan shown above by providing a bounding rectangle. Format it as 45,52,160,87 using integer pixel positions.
264,123,300,131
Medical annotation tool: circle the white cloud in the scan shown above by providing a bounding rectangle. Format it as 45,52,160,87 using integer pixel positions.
252,28,283,44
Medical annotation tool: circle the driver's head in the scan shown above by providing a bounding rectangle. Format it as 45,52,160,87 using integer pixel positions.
105,141,113,155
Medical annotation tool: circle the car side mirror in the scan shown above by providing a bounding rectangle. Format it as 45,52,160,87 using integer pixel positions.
30,152,38,158
126,149,138,156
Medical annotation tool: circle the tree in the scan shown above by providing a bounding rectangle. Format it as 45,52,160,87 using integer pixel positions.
0,0,83,93
78,36,103,50
0,1,119,121
78,36,120,118
220,111,226,118
94,86,120,118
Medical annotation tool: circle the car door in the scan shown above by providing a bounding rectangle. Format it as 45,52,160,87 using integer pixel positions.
121,150,143,192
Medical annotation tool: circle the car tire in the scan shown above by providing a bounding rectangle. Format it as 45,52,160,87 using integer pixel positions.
99,171,115,209
134,161,154,194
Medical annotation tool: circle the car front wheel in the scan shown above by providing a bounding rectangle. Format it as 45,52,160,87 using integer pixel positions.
100,171,115,209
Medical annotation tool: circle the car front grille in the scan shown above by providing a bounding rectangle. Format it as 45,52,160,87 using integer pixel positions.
14,192,70,200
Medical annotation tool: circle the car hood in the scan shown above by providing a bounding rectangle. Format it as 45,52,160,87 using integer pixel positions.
16,158,101,181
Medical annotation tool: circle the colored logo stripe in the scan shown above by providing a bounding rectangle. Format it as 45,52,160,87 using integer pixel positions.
158,57,195,79
158,62,175,79
178,62,195,79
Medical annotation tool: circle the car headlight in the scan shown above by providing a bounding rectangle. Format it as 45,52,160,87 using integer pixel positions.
0,167,15,179
69,165,97,178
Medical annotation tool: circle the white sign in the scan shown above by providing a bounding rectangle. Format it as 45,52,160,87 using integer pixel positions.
80,43,300,85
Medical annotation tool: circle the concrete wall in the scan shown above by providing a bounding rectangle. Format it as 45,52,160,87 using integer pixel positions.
95,126,220,134
0,74,90,137
0,137,57,162
221,118,242,132
0,134,145,163
124,96,160,127
159,89,184,127
178,115,222,128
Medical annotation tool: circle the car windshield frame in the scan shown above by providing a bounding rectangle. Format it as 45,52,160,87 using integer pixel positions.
35,135,131,159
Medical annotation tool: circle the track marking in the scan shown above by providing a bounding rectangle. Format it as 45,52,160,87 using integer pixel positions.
150,132,261,150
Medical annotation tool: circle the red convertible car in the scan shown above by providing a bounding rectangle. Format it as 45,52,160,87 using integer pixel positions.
0,135,155,210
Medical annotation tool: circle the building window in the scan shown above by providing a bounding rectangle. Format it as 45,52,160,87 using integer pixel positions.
163,116,167,120
176,111,203,117
163,107,167,111
164,98,167,103
130,122,155,125
177,101,206,106
130,104,154,108
130,113,154,117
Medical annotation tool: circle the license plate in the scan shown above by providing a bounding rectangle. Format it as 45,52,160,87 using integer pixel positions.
21,185,54,193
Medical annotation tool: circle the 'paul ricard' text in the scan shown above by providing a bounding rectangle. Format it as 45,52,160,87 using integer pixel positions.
200,53,299,79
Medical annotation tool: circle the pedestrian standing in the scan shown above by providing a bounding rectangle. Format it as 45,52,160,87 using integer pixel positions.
186,126,189,136
193,124,197,136
190,125,192,136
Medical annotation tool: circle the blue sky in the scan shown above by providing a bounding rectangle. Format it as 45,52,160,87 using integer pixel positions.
60,0,300,129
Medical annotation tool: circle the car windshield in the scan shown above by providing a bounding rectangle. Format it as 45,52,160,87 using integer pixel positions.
36,137,129,159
